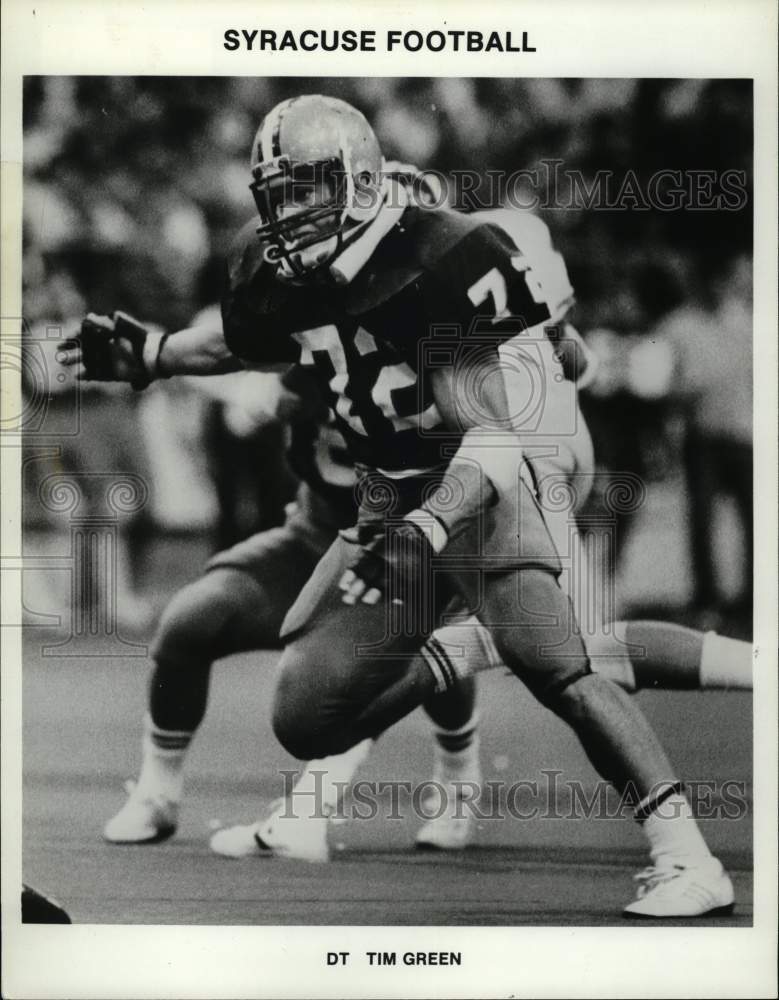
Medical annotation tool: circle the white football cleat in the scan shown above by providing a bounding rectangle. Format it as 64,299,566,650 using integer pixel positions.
209,821,267,858
210,800,330,863
623,857,735,918
415,794,476,851
103,780,178,844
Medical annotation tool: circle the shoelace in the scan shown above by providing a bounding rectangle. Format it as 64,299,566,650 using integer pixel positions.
633,865,685,897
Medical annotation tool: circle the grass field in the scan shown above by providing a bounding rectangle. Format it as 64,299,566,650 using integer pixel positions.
22,630,752,927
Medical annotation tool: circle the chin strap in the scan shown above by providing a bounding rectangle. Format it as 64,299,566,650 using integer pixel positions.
328,180,408,285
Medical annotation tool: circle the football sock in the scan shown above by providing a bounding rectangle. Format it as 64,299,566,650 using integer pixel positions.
635,783,712,868
429,710,481,788
284,739,373,819
700,630,752,689
423,673,476,730
421,672,480,786
135,713,191,802
590,622,752,691
433,711,480,755
421,616,503,689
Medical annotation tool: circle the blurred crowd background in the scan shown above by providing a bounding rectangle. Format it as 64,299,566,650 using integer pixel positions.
21,77,753,638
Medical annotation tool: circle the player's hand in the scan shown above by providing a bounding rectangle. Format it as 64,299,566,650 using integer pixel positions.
58,311,157,390
338,519,435,606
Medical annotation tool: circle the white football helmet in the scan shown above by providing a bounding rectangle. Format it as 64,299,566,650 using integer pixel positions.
249,95,386,280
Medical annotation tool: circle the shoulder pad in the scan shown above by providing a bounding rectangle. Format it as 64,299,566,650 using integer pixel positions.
401,205,487,269
343,206,480,314
475,208,553,252
475,209,574,322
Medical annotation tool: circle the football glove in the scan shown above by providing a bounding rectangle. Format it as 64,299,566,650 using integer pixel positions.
339,518,438,606
63,311,166,390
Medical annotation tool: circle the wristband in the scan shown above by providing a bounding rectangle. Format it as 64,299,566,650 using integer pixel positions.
141,331,171,380
404,509,449,554
155,333,172,377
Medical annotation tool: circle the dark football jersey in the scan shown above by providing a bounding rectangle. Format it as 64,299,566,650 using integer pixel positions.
287,416,356,526
222,206,570,475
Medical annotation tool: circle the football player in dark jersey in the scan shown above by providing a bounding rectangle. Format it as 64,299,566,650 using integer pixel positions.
62,95,747,917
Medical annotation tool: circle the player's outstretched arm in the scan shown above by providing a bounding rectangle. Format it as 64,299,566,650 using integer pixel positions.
59,311,244,387
157,321,245,377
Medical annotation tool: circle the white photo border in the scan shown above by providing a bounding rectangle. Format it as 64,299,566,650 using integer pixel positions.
2,1,777,997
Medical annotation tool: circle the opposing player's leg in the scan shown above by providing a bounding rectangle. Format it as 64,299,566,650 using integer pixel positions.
588,622,752,691
531,450,752,693
423,614,752,691
104,521,326,844
418,618,750,857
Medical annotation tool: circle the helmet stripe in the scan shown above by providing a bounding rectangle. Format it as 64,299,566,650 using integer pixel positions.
258,106,279,161
259,98,290,161
271,107,284,158
272,97,302,157
259,97,300,161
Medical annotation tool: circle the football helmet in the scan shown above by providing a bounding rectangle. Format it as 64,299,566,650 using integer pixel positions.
250,95,386,280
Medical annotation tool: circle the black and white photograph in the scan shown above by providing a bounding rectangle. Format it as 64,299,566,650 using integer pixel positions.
2,3,777,998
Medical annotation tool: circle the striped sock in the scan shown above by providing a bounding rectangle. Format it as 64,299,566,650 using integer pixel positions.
421,635,461,692
421,617,504,692
634,783,712,868
429,712,481,793
435,713,480,755
135,714,192,802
